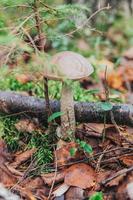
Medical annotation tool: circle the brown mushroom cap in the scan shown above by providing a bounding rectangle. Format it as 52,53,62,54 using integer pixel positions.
44,51,94,80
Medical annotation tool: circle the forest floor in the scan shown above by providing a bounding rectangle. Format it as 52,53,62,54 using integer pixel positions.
0,8,133,200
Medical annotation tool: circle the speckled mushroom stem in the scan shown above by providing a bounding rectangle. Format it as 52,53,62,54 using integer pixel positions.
61,82,75,140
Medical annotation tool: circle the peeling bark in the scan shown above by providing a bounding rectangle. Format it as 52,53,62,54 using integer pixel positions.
0,91,132,126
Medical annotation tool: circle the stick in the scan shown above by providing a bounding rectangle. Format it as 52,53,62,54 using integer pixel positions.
101,165,133,185
0,91,132,126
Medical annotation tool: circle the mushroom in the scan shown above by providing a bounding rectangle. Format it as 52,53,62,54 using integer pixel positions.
44,51,94,139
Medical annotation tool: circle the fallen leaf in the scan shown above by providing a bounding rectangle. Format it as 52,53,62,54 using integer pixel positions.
105,126,124,145
98,59,114,80
11,148,36,168
16,74,34,84
116,171,133,200
107,71,124,91
18,186,37,200
15,118,41,133
107,174,125,187
0,165,17,186
52,183,70,197
5,164,23,177
96,170,112,190
65,186,85,200
23,177,44,190
35,189,48,200
55,142,79,167
42,170,66,186
0,139,11,165
64,163,96,189
120,155,133,166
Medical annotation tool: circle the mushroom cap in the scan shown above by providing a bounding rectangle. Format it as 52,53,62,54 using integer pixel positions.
44,51,94,80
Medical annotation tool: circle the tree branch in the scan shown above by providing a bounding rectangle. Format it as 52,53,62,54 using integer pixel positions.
0,91,132,126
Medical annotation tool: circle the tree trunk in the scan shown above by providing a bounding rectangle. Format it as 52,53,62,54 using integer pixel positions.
0,91,132,126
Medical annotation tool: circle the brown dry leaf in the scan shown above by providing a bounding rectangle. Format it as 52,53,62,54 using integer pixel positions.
20,177,49,199
0,165,17,186
95,170,112,190
22,177,44,190
15,118,41,133
84,123,104,134
55,142,79,167
0,140,18,186
118,126,133,143
116,171,133,200
0,139,11,165
65,186,85,200
5,164,23,177
107,71,124,91
107,174,125,187
42,170,66,186
105,126,124,145
64,163,96,189
120,155,133,166
98,59,114,80
35,189,48,200
16,74,34,84
11,148,36,168
15,186,37,200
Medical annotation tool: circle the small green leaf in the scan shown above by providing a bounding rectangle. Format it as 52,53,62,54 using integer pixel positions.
100,102,113,111
79,141,86,148
89,192,103,200
70,147,77,156
84,144,93,154
48,112,64,122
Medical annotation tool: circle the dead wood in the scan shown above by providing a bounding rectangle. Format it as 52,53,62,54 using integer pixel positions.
0,91,132,126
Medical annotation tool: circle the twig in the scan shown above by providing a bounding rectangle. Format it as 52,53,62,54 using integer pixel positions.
1,4,32,10
44,77,51,126
48,148,58,200
41,147,133,170
65,5,111,36
33,0,51,125
96,146,110,172
4,44,16,65
12,13,35,34
110,110,122,136
101,165,133,185
102,65,109,142
39,0,56,12
21,27,39,54
33,0,45,51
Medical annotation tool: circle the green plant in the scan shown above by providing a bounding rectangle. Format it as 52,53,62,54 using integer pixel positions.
70,139,93,156
89,192,103,200
77,139,93,154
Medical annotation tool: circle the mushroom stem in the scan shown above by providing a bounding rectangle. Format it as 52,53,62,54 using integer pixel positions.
61,82,75,140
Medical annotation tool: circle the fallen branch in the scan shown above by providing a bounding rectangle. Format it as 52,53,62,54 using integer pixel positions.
0,91,132,126
101,166,133,186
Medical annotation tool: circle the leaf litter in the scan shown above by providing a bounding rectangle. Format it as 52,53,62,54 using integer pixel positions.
0,46,133,199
